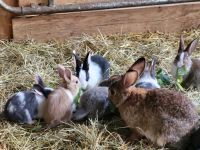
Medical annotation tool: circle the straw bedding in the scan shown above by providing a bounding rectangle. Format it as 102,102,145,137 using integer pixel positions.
0,29,200,150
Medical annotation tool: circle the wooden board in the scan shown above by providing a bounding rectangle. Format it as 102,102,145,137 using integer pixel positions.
13,2,200,42
19,0,112,6
0,0,18,39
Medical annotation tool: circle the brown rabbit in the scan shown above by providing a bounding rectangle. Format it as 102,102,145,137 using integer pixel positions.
102,57,199,149
172,35,200,89
43,65,80,128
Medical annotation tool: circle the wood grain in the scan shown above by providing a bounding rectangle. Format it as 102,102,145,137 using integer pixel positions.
0,0,18,39
13,2,200,42
19,0,112,6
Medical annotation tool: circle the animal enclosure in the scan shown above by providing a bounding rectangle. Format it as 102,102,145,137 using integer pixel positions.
0,0,200,150
0,0,200,41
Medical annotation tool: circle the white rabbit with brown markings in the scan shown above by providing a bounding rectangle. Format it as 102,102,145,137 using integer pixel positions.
103,57,199,150
135,57,160,89
172,35,200,89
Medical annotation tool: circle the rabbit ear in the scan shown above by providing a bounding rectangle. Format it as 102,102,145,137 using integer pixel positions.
82,51,90,71
35,74,45,87
150,57,157,79
72,50,82,73
127,57,146,76
57,65,71,83
184,38,199,56
122,57,145,88
178,35,185,53
122,70,138,88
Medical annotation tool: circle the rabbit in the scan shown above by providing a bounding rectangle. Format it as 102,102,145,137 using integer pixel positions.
185,125,200,150
73,50,110,91
4,75,53,124
43,65,81,128
135,57,160,89
172,35,200,89
72,86,114,121
102,57,199,149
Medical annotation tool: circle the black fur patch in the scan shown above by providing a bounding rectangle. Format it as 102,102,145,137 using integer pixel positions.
91,55,110,80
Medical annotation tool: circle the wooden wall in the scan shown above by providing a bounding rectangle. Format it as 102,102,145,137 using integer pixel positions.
13,2,200,42
0,0,18,39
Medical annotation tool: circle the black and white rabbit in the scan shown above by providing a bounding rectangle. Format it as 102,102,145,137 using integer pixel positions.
4,75,53,124
73,51,110,90
135,58,160,89
72,86,114,121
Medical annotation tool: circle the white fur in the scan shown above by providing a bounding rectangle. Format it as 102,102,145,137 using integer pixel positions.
136,73,160,88
64,89,74,103
172,52,192,80
177,53,185,68
8,92,26,113
17,92,26,106
35,94,46,118
24,109,33,124
64,89,76,112
79,55,102,90
7,103,15,113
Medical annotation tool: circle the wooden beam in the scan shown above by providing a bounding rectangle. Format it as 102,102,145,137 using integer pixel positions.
19,0,111,6
0,0,18,39
13,2,200,42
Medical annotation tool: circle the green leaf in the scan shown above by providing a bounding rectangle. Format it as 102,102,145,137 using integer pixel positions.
156,68,171,86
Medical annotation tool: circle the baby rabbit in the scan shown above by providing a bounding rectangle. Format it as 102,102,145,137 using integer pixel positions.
103,57,199,149
4,75,53,124
43,65,80,128
172,35,200,89
73,51,110,91
135,58,160,89
72,86,112,121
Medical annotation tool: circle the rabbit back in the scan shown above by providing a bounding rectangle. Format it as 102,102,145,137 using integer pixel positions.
73,87,109,120
44,87,73,124
119,88,199,147
182,58,200,89
4,91,38,124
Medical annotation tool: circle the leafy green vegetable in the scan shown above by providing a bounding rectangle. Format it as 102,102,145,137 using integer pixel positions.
74,88,83,106
156,68,171,86
176,65,188,91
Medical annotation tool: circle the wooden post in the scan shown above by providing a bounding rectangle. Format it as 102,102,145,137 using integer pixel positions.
0,0,18,39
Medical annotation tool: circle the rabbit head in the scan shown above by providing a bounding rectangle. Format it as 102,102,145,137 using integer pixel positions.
135,57,160,89
103,57,146,107
172,35,199,79
57,64,80,96
73,50,110,90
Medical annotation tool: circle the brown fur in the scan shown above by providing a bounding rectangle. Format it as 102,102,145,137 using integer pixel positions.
107,57,199,149
44,65,80,127
44,87,73,126
182,58,200,89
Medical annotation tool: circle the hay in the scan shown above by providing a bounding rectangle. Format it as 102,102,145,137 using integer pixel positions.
0,29,200,150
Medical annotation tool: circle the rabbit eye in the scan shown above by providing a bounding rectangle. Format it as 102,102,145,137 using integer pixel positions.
76,81,78,84
110,89,116,95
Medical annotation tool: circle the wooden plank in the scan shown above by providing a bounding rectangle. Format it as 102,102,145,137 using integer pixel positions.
13,2,200,42
19,0,112,6
0,0,18,39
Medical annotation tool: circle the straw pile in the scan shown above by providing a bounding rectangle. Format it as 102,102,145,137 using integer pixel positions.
0,29,200,150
